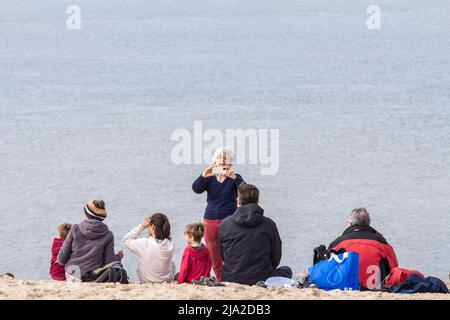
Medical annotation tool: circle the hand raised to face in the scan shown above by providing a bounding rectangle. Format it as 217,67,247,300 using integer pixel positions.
225,166,236,180
202,165,215,178
140,217,151,229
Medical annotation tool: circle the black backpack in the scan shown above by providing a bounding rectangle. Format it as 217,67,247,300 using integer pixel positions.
313,245,346,265
84,262,129,284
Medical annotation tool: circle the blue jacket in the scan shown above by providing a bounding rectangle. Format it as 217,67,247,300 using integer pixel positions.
389,275,449,294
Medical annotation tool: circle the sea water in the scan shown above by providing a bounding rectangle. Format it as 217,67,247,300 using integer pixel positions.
0,0,449,281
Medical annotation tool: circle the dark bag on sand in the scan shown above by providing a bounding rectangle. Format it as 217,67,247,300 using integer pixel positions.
388,275,449,294
83,262,129,284
313,245,346,265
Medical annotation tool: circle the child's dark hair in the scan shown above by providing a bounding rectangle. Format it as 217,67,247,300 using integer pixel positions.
57,223,72,239
184,222,205,243
149,213,171,240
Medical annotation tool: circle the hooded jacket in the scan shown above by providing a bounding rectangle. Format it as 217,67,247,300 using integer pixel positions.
49,238,66,281
329,225,399,289
57,220,118,279
177,244,212,284
122,225,176,283
218,203,282,285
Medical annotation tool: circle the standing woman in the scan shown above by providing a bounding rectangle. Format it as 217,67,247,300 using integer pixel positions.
192,147,245,281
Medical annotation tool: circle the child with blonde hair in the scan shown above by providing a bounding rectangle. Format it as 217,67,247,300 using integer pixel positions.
49,222,72,281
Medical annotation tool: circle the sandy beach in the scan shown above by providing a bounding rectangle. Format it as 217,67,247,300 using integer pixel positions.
0,275,448,300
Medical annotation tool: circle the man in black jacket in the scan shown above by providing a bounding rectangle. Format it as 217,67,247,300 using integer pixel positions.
218,183,292,285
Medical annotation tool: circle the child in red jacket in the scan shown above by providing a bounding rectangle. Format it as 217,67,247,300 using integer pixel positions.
177,223,212,284
49,223,72,281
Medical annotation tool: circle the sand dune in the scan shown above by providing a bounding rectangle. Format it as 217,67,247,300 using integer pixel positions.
0,275,448,300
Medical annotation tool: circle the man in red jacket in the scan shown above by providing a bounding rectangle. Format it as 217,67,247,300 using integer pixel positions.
328,208,398,290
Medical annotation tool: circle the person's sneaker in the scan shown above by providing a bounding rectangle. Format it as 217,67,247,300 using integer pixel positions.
296,272,309,289
192,276,225,287
206,276,225,287
191,276,207,286
256,281,268,288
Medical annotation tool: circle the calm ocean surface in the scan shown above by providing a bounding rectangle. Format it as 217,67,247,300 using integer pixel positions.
0,1,449,281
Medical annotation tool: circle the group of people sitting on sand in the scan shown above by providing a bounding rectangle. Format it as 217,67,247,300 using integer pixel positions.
49,148,399,289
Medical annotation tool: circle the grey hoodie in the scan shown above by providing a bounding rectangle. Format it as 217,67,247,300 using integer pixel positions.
57,219,118,279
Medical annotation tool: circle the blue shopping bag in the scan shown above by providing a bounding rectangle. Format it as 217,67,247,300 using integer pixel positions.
307,252,360,291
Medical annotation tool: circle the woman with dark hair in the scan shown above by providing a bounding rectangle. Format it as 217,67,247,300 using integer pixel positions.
122,213,176,283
